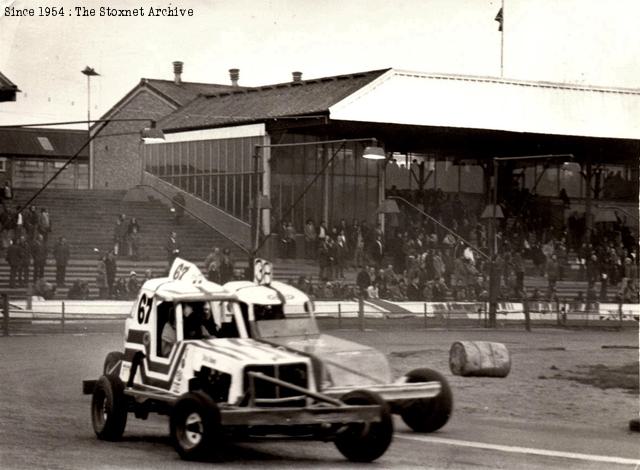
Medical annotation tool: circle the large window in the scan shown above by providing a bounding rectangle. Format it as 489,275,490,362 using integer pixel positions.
144,136,262,222
270,135,379,231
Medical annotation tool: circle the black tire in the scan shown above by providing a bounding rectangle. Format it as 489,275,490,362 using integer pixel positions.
400,368,453,433
91,375,128,441
103,351,124,377
334,389,393,462
170,392,222,461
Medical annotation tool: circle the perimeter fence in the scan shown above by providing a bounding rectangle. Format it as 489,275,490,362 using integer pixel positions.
1,293,638,336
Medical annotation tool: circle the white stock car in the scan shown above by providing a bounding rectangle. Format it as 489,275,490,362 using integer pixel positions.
83,259,394,462
224,261,453,435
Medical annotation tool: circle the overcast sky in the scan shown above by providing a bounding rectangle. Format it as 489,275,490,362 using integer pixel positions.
1,0,638,128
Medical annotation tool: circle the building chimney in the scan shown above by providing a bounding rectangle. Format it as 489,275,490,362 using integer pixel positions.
229,68,240,87
173,61,183,85
292,71,303,83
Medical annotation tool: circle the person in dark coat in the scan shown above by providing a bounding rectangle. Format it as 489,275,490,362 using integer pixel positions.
18,235,31,286
53,236,70,286
5,238,22,288
166,231,180,268
31,233,47,281
219,248,234,284
104,250,117,298
356,265,371,298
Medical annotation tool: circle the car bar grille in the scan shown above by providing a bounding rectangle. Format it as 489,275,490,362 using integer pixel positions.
244,363,309,407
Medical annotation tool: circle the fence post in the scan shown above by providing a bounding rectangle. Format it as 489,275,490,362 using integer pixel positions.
337,303,342,329
3,293,8,337
423,302,427,329
26,283,33,310
358,296,364,332
61,301,65,333
522,291,531,332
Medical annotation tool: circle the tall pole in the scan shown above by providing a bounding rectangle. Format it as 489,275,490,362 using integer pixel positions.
82,66,99,189
488,158,499,328
500,0,505,77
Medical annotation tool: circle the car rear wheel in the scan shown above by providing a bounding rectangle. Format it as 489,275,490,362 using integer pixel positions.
400,368,453,432
334,389,393,462
170,392,221,461
91,375,128,441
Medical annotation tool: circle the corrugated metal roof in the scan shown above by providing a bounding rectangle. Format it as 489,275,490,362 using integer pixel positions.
0,128,89,158
329,70,640,140
159,69,391,132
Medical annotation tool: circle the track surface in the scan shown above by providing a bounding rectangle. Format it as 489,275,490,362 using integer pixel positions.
0,326,638,469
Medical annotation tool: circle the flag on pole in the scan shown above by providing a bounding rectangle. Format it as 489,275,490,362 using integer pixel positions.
494,7,503,31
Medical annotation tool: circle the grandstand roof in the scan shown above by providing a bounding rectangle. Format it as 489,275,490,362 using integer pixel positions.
0,128,89,158
159,69,390,132
159,68,640,140
329,69,640,140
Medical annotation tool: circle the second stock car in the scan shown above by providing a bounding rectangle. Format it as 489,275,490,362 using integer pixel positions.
225,258,453,434
83,259,394,462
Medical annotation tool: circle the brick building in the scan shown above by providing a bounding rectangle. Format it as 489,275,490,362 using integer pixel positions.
91,62,246,189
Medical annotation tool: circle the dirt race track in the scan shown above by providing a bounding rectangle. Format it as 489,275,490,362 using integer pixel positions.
0,323,638,469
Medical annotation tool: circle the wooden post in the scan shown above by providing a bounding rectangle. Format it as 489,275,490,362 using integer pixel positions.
358,296,364,331
61,301,65,333
3,293,8,337
337,303,342,329
423,303,427,329
522,291,531,332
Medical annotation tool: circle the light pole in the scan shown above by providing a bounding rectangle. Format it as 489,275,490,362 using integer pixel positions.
486,153,573,328
249,138,384,277
82,66,100,189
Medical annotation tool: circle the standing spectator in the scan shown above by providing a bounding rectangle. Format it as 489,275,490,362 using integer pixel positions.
113,214,127,256
17,235,30,287
318,238,331,281
6,238,22,288
53,236,70,287
166,231,180,268
545,254,560,298
96,255,108,299
370,234,384,268
352,225,365,268
24,205,38,240
586,254,600,288
1,180,13,208
317,220,328,246
105,250,117,298
0,205,14,252
172,192,186,225
126,217,141,260
38,207,52,246
356,265,371,298
219,248,234,284
31,233,47,281
204,247,221,282
303,219,317,259
512,251,525,293
334,230,347,279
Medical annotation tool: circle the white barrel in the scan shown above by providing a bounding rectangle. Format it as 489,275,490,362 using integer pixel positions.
449,341,511,377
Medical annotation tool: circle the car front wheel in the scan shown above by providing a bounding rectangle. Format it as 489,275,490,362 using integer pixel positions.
170,392,221,461
334,389,393,462
399,368,453,432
